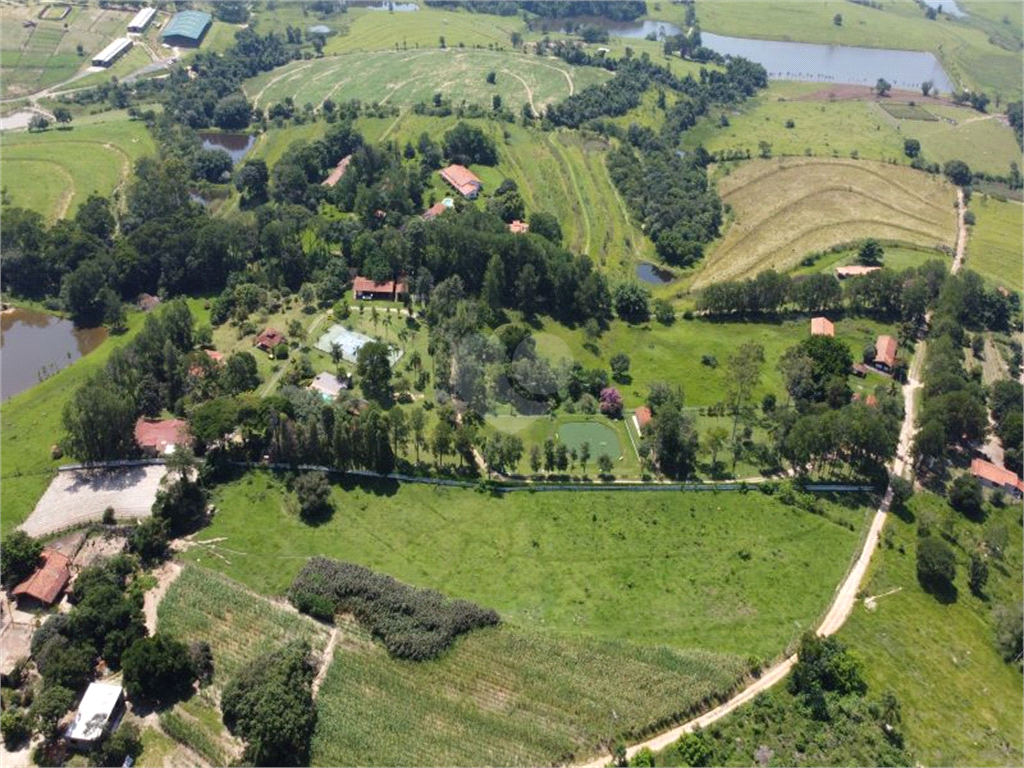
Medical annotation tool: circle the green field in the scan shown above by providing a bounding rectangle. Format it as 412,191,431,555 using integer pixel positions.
791,243,953,278
839,491,1024,765
244,48,611,116
692,158,957,288
965,196,1024,294
0,115,156,221
183,470,869,660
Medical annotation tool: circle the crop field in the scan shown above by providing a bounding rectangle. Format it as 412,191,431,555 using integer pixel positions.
691,158,957,288
244,48,611,116
839,491,1024,765
184,470,869,661
313,624,747,767
878,102,938,120
0,3,132,97
0,116,155,221
965,196,1024,294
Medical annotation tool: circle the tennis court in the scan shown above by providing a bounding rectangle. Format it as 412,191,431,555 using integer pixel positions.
315,324,402,364
556,421,621,458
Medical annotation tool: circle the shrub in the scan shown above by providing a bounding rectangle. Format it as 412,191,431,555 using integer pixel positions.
0,531,42,587
1,709,31,750
916,536,956,595
99,720,142,767
288,558,499,661
121,634,196,703
102,506,116,525
948,474,984,520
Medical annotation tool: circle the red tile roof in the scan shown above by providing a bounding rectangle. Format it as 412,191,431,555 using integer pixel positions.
508,219,529,234
255,328,285,349
12,549,71,605
634,406,652,431
875,335,898,369
134,418,190,452
423,202,448,220
353,276,408,296
205,349,224,363
810,317,834,336
439,164,483,197
971,458,1024,492
322,155,352,187
835,265,882,278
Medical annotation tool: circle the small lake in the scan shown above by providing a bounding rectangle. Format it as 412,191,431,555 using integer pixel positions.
198,132,255,164
636,262,674,285
920,0,965,18
700,32,956,93
1,308,107,400
594,19,683,39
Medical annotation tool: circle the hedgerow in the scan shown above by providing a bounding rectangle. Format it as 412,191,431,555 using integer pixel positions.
288,557,499,661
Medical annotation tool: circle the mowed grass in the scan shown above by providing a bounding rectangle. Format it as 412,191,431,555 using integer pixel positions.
0,116,155,221
0,310,148,536
185,470,869,660
313,624,747,767
839,491,1024,766
682,83,1022,176
692,158,957,288
244,48,611,115
966,196,1024,295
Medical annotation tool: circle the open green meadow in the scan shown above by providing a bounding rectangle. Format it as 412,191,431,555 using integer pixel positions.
0,116,155,221
691,158,957,288
184,470,869,660
839,491,1024,765
966,196,1024,294
790,244,953,278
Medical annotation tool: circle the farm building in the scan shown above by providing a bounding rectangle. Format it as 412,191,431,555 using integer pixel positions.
509,219,530,234
873,335,898,372
255,327,286,352
835,265,881,279
65,683,125,749
423,201,448,220
970,458,1024,498
134,417,191,456
439,164,483,199
127,7,156,32
309,371,350,401
91,37,133,67
322,155,352,187
353,276,407,301
160,10,212,47
810,317,834,336
137,293,161,311
11,549,71,609
633,406,652,434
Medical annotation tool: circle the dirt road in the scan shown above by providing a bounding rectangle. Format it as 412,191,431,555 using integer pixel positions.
952,187,967,274
143,561,183,634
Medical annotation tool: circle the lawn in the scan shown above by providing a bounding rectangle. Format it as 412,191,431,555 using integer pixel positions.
185,470,870,661
965,196,1024,295
790,244,953,278
691,158,957,288
839,490,1024,766
0,116,156,221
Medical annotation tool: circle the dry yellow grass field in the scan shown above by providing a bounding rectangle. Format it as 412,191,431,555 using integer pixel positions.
692,158,958,288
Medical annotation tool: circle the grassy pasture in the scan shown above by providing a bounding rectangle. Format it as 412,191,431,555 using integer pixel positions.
839,491,1024,765
691,158,957,288
244,48,611,115
184,470,869,660
965,196,1024,294
0,116,155,221
791,244,952,278
313,624,747,767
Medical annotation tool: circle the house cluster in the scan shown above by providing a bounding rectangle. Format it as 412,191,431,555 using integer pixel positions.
810,316,899,375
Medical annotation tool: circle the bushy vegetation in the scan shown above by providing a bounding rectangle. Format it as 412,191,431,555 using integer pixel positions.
121,634,197,704
289,557,500,660
0,530,43,587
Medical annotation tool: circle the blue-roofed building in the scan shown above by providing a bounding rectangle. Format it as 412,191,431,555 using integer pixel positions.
160,10,212,47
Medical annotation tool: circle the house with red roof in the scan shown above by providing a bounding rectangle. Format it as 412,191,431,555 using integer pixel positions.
255,327,286,352
835,265,882,279
508,219,529,234
633,406,652,434
12,549,71,609
810,317,834,337
873,335,898,372
423,201,449,220
353,276,408,301
134,417,191,456
439,164,483,199
971,458,1024,498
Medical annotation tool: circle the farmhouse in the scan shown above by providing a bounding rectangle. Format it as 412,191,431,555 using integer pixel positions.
633,406,652,434
835,265,882,279
91,37,133,67
160,10,212,47
255,327,286,352
11,549,71,609
322,154,352,187
353,276,407,301
970,458,1024,498
309,371,349,401
127,7,156,32
439,164,483,199
509,219,530,234
810,317,834,336
65,683,125,749
873,335,898,372
134,417,191,456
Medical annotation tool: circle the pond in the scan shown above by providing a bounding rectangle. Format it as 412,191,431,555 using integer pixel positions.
700,32,956,93
576,18,683,39
636,262,674,285
1,308,107,400
198,132,255,164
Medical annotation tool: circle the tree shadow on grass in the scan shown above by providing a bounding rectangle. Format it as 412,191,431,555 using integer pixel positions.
918,574,958,604
337,475,399,497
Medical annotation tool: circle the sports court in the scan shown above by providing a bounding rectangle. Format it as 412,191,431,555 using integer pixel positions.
556,421,621,458
315,324,403,365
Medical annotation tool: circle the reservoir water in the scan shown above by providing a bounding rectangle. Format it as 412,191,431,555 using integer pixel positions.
1,308,107,400
198,132,256,164
636,263,674,285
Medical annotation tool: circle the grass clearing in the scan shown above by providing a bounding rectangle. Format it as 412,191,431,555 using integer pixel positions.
692,158,957,288
966,196,1024,295
839,491,1024,765
186,470,870,660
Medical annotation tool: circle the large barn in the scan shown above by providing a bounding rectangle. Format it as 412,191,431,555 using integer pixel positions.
160,10,212,47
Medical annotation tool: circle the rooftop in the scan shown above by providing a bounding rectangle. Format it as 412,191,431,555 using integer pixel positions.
66,683,123,742
134,417,190,453
634,406,652,431
971,458,1024,491
309,371,347,400
353,276,407,295
439,164,482,197
93,37,132,61
810,317,834,337
161,10,211,41
12,549,71,605
255,327,286,349
509,220,530,234
875,335,898,369
835,265,882,278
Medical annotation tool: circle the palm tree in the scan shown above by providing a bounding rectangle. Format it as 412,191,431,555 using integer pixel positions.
330,341,343,367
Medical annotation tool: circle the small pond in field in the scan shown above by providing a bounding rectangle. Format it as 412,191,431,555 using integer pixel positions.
636,263,674,285
198,132,255,164
1,308,107,400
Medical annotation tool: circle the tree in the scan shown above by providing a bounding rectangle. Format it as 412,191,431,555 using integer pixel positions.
758,139,772,158
53,106,73,127
943,159,972,187
948,474,984,520
579,441,591,474
597,453,614,475
128,518,169,566
613,282,650,323
706,426,729,469
121,634,196,704
442,121,498,165
100,719,143,767
224,351,261,394
875,78,892,97
858,238,884,265
35,636,95,692
152,476,207,537
726,342,764,462
28,114,49,132
609,353,631,382
1,709,31,751
903,138,921,158
916,536,956,595
529,444,542,474
0,530,43,587
356,340,392,404
969,553,989,597
921,80,933,96
410,407,427,464
235,159,269,202
30,684,77,739
62,373,137,462
528,211,562,244
653,298,675,325
431,419,453,467
294,472,333,523
492,94,502,111
599,387,623,418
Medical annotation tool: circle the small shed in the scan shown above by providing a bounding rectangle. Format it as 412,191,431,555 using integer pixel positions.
633,406,652,434
65,683,125,749
508,220,529,234
810,317,834,337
